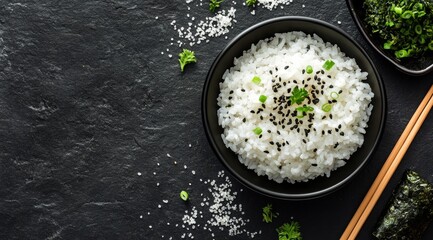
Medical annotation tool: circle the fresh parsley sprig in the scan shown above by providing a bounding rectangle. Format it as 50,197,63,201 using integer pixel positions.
178,49,197,72
290,86,309,105
262,204,278,223
246,0,257,7
209,0,223,12
277,221,303,240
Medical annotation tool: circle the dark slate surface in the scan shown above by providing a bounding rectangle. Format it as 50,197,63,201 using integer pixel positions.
0,0,432,239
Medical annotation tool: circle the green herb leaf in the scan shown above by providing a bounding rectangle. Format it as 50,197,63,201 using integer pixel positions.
180,190,189,201
178,49,197,72
209,0,223,12
245,0,257,7
262,204,278,223
290,86,309,105
277,221,302,240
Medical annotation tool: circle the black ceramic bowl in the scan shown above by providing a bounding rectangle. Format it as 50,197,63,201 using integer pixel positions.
347,0,433,76
202,16,386,200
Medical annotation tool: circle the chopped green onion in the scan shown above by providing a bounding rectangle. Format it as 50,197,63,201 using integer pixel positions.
252,76,261,85
429,41,433,50
383,41,392,49
394,6,402,15
296,105,314,118
395,49,409,58
330,91,339,100
305,65,313,74
259,95,267,103
322,60,335,71
322,103,332,112
415,25,423,35
401,10,413,19
180,190,189,201
253,127,262,135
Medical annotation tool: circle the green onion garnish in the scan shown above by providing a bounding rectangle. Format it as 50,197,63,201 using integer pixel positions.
401,10,412,19
330,91,339,100
322,60,335,71
415,25,423,35
395,49,409,58
383,41,392,49
252,76,261,85
180,190,189,201
259,95,267,103
305,65,313,74
322,103,332,112
429,41,433,50
253,127,262,135
394,6,402,15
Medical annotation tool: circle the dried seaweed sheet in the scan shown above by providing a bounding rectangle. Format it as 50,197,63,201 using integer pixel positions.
373,170,433,239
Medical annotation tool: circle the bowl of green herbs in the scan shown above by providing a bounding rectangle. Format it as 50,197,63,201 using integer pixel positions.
347,0,433,75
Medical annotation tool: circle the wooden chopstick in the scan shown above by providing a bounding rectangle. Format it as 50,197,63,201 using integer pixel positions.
340,84,433,240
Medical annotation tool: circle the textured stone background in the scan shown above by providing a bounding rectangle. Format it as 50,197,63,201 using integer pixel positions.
0,0,432,239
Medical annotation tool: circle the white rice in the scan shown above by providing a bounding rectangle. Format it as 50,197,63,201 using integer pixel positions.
217,31,373,183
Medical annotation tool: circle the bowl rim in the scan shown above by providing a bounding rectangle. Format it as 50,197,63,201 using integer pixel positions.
346,0,433,76
202,16,387,200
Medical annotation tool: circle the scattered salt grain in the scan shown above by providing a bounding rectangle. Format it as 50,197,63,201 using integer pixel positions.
137,172,142,176
167,153,172,158
176,170,260,238
163,199,169,204
337,20,342,24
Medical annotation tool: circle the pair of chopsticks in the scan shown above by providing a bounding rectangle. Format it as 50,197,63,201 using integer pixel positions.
341,84,433,240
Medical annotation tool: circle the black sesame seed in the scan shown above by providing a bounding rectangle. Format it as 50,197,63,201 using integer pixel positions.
264,150,269,153
259,134,262,138
250,110,255,113
321,69,325,74
328,130,332,134
312,98,319,104
339,90,343,94
313,148,317,152
302,139,307,144
340,132,345,136
260,116,263,120
241,89,245,92
270,141,274,145
327,75,331,78
330,85,334,88
284,65,289,70
242,118,246,123
302,69,305,74
229,90,234,94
